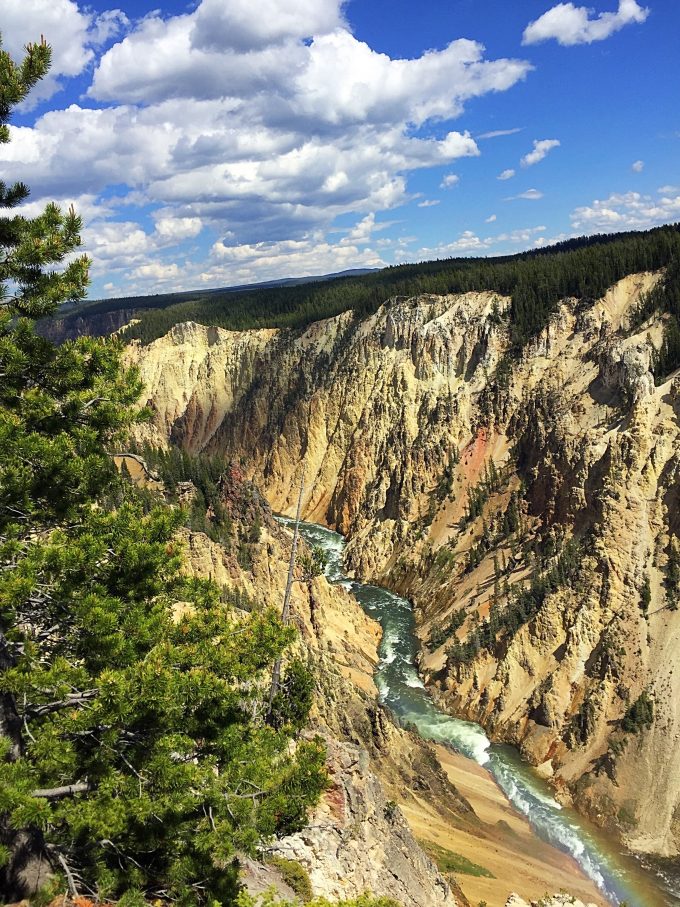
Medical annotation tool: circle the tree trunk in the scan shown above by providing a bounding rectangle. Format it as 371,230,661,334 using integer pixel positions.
0,631,52,899
268,473,305,715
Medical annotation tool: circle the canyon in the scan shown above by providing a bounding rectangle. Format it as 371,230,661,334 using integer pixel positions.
125,271,680,880
145,459,603,907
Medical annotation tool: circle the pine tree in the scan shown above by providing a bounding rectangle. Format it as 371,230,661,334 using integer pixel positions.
1,37,89,318
0,34,326,904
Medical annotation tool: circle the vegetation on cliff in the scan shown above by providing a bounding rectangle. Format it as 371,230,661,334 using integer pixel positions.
0,36,325,906
632,254,680,378
51,224,680,359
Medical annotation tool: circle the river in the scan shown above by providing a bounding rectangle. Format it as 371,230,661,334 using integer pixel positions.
285,518,680,907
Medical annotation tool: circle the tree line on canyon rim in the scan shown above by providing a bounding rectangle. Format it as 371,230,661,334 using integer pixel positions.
76,225,680,382
0,34,404,907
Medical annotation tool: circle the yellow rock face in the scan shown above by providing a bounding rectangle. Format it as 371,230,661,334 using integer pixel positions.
128,272,680,857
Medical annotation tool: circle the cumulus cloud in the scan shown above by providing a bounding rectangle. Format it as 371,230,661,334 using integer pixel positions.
440,174,460,188
206,235,386,286
191,0,344,53
521,138,560,167
486,214,497,222
507,189,545,200
523,0,649,47
89,10,130,46
132,262,181,281
88,9,532,120
153,215,204,240
571,188,680,230
421,230,492,255
416,223,547,259
3,0,536,295
498,169,516,180
1,0,129,104
418,199,440,208
631,159,645,172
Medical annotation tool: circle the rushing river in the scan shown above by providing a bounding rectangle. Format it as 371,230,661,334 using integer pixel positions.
284,518,680,907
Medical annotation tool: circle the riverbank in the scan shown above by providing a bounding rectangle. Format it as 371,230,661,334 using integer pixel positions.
294,523,680,907
406,744,606,907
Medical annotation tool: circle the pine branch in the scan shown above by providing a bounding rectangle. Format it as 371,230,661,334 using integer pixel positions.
26,690,98,717
32,782,92,800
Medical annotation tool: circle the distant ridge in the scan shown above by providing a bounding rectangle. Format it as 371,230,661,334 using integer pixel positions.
62,267,379,313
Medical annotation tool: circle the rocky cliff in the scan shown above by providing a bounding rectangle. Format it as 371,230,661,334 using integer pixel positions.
171,468,465,906
126,271,680,859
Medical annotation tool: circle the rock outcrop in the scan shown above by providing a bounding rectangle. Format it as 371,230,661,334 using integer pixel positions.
127,271,680,858
273,736,456,907
175,472,465,905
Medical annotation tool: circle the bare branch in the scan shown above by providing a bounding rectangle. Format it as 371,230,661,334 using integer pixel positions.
32,782,92,800
26,690,97,717
56,852,79,899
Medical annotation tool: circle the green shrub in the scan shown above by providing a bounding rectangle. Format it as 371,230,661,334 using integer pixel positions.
268,857,313,902
418,840,494,878
622,691,654,734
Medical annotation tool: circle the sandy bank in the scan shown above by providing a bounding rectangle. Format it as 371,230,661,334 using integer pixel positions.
400,744,606,907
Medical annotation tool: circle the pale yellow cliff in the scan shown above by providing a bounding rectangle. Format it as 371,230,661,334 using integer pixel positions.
172,483,604,906
126,271,680,860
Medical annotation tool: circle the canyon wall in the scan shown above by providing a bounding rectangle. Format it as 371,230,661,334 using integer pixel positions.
126,272,680,857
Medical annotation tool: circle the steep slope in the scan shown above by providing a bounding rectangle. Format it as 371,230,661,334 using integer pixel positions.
146,463,463,906
126,271,680,858
161,462,605,906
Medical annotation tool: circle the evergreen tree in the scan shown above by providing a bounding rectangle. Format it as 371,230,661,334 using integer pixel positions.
0,35,326,904
1,37,89,318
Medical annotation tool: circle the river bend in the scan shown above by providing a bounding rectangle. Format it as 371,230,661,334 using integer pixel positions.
285,518,680,907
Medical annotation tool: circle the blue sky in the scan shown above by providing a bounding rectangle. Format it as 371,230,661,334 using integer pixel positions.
2,0,678,298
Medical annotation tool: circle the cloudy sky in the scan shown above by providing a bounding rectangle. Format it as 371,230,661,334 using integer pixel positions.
2,0,678,298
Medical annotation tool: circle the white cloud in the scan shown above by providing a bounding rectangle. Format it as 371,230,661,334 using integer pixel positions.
1,0,129,104
571,189,680,230
415,223,548,259
191,0,344,53
632,159,645,172
523,0,649,47
419,230,491,256
495,225,546,243
440,174,460,189
153,216,204,240
521,138,560,167
205,235,386,286
507,189,545,200
89,10,130,46
15,192,114,225
3,0,524,259
343,213,384,244
2,0,536,296
88,10,531,120
498,169,516,180
132,262,181,281
418,199,440,208
486,214,497,222
477,127,522,139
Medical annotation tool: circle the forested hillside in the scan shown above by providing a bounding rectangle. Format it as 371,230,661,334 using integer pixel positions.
123,226,680,351
48,225,680,379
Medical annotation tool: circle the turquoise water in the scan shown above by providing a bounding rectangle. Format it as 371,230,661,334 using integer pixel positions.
285,518,680,907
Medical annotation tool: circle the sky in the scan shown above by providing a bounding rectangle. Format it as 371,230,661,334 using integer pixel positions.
1,0,679,299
